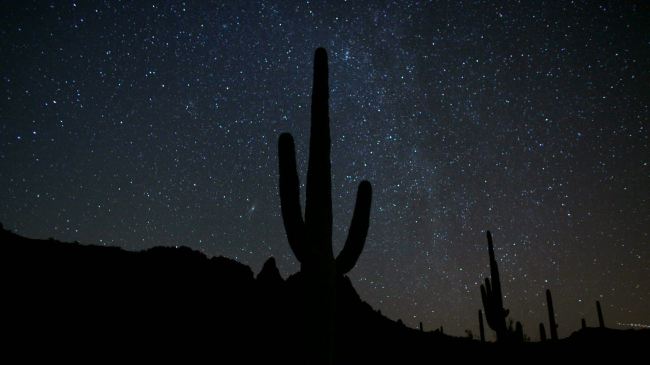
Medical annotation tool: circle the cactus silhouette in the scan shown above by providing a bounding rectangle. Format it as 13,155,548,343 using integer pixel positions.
546,289,558,340
539,323,547,341
480,231,510,342
596,300,605,328
515,321,524,342
278,48,372,364
581,318,587,329
478,309,485,342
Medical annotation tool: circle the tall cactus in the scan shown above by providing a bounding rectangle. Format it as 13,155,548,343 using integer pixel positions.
539,323,547,341
480,231,510,342
596,300,605,328
278,48,373,364
478,309,485,342
546,289,558,340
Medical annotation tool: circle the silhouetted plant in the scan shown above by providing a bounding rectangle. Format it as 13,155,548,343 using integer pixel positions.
582,318,587,329
419,321,423,331
465,329,474,339
478,309,485,342
596,300,605,328
539,323,547,341
278,48,372,364
515,321,524,342
546,289,558,340
480,231,510,342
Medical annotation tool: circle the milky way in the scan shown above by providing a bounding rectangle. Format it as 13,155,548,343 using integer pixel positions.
1,1,648,338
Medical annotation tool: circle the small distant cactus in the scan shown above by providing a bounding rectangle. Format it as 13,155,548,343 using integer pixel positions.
581,318,587,329
539,323,547,342
480,231,510,342
596,300,605,328
546,289,558,340
419,321,423,332
515,321,524,342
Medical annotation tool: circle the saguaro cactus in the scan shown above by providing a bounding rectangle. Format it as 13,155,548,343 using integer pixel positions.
546,289,558,340
596,300,605,328
515,321,524,342
278,48,373,364
480,231,510,342
539,323,547,342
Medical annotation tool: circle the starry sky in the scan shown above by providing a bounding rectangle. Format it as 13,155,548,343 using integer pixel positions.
1,1,648,339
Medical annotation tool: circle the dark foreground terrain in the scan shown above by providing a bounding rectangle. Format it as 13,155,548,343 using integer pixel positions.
2,226,647,362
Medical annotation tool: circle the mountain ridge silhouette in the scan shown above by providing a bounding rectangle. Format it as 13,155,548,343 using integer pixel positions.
2,225,647,362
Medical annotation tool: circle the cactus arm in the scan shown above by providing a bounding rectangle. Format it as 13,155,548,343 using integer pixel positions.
484,278,492,307
279,133,308,263
336,180,372,274
480,283,489,321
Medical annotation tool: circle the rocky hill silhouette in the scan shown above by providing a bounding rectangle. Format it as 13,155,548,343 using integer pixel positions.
3,226,647,362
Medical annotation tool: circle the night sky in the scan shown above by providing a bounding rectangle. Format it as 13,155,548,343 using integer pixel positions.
1,1,648,338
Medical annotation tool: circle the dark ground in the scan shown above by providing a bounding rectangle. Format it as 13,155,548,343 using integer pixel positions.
2,226,647,363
